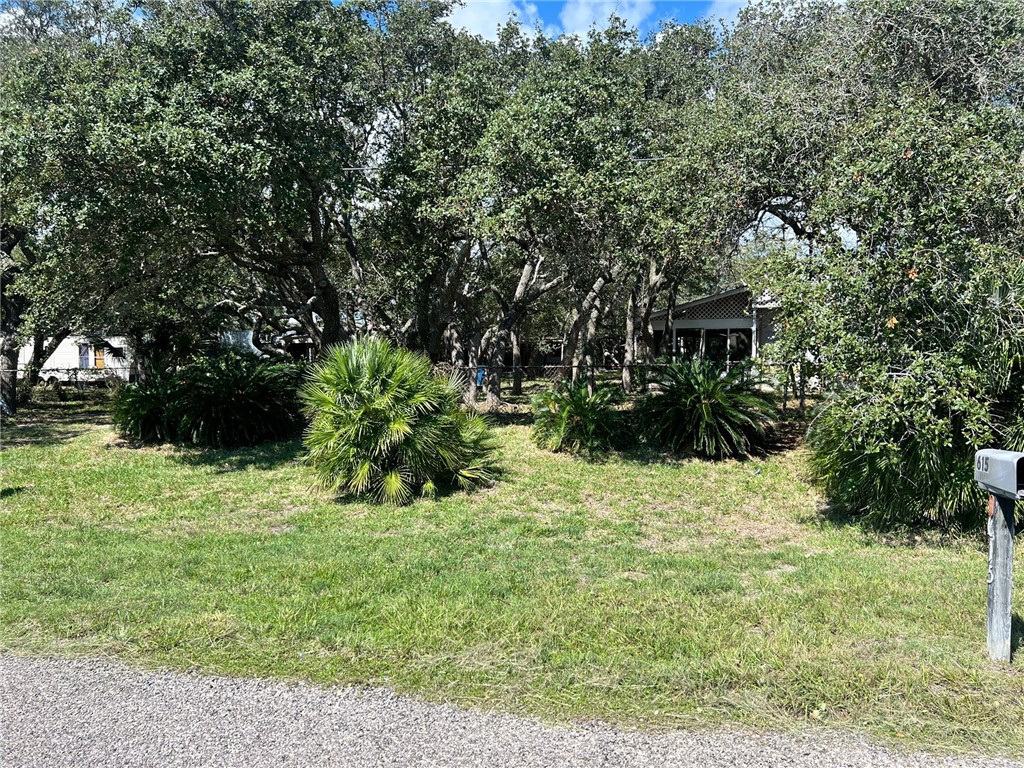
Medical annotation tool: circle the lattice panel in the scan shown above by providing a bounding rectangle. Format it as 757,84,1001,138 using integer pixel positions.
678,293,750,320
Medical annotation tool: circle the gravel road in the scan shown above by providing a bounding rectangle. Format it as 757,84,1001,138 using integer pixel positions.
0,654,1017,768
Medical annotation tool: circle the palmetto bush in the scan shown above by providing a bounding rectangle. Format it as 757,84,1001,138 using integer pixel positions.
170,352,303,448
530,380,622,454
112,372,178,443
112,352,303,447
807,362,999,529
301,338,498,504
638,359,775,458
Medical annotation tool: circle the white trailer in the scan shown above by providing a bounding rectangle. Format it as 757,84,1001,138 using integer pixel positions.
18,336,133,384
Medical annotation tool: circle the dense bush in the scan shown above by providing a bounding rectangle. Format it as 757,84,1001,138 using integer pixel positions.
112,352,303,447
170,353,304,447
638,359,775,458
530,380,622,454
112,372,179,443
806,360,1010,530
301,337,498,504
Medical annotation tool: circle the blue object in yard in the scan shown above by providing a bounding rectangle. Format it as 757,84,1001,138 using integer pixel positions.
476,366,485,386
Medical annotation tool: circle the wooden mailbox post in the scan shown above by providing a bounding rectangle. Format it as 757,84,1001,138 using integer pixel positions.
974,449,1023,662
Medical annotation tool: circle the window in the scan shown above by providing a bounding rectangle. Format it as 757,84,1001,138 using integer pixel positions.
705,330,730,362
78,344,90,369
677,330,702,357
94,346,105,369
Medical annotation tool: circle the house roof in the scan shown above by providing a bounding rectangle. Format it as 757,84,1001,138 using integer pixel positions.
650,285,778,321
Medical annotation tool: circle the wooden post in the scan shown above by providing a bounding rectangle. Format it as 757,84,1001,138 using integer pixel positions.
988,493,1015,662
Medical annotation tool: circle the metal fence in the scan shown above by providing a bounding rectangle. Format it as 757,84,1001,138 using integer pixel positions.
433,360,821,393
5,366,132,387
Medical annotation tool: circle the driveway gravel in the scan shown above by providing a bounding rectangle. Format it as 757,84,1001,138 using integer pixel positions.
0,654,1017,768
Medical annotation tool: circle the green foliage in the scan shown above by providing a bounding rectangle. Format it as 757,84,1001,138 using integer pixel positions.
758,95,1024,528
111,373,178,444
638,359,776,459
170,353,304,448
112,352,303,447
530,380,622,455
806,352,1024,530
301,337,498,504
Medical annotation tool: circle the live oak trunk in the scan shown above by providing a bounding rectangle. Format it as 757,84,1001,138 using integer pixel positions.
464,329,482,406
22,329,70,391
511,329,523,396
0,336,19,415
622,287,637,393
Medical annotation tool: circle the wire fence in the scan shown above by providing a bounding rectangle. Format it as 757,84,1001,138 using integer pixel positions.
5,366,133,387
432,360,822,394
4,359,823,413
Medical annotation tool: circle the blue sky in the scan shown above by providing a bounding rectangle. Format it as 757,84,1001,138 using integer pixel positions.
447,0,744,40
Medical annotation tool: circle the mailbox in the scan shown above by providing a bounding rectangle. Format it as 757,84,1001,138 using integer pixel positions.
974,449,1024,500
976,449,1021,663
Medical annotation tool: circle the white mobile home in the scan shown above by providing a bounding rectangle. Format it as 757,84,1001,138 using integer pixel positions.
18,336,133,384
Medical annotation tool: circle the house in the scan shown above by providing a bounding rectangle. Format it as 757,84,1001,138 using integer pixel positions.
17,336,134,384
650,286,779,364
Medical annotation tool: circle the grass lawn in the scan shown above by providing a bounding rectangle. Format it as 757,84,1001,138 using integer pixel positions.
1,397,1022,757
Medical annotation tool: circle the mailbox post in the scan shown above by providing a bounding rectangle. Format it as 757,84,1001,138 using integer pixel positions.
974,449,1023,662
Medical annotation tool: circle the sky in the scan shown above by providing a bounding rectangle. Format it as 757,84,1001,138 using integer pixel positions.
446,0,744,40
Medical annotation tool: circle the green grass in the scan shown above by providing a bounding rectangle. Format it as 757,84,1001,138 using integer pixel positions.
1,399,1023,758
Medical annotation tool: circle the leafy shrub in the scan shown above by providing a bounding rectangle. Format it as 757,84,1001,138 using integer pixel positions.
530,380,622,454
301,337,498,504
807,361,996,529
112,352,303,447
637,358,775,458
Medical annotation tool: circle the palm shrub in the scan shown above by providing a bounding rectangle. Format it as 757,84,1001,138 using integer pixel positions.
530,380,622,454
301,338,498,504
638,358,775,458
112,352,303,447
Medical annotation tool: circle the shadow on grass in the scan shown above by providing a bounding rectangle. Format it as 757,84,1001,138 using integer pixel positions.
484,410,534,427
1,399,112,449
0,486,27,499
174,439,305,473
610,417,808,468
805,499,982,549
1013,614,1024,659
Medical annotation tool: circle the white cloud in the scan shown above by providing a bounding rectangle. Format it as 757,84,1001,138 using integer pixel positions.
558,0,655,37
701,0,745,27
447,0,551,41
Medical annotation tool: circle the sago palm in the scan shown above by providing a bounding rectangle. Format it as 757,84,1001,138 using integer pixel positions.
530,379,622,454
639,359,775,458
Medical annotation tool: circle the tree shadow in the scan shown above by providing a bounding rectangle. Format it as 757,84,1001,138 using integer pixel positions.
173,439,305,473
609,418,807,468
804,499,978,549
1013,614,1024,659
759,419,808,457
1,400,111,449
482,410,533,427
